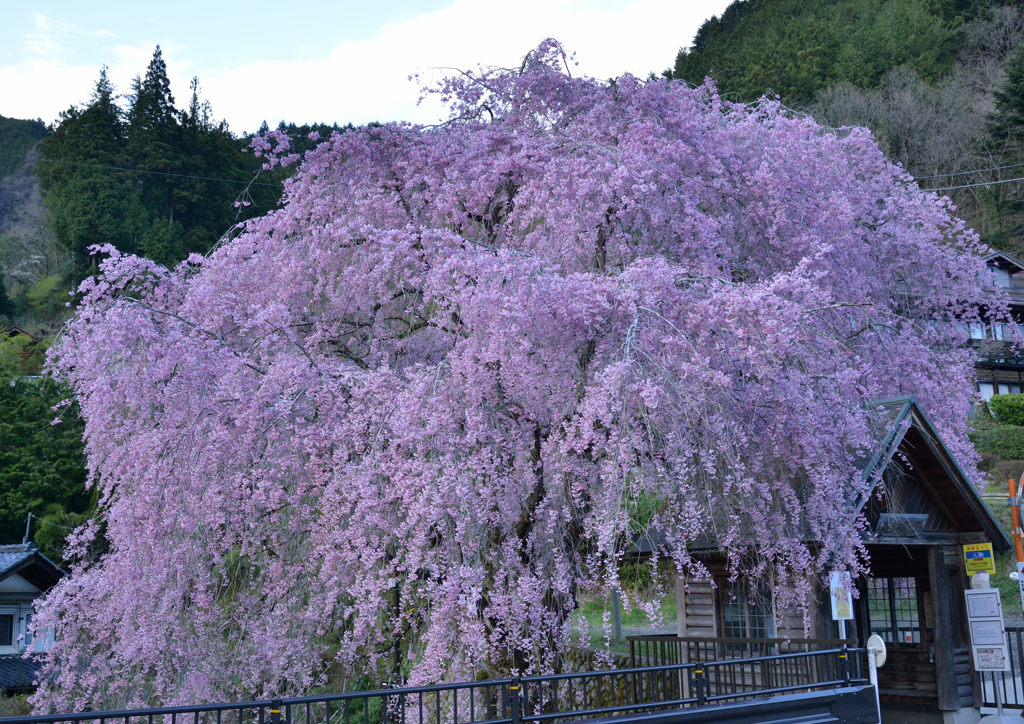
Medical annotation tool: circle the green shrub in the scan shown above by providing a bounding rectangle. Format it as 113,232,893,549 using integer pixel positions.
972,425,1024,460
972,401,998,430
0,695,31,717
989,394,1024,427
978,453,1024,492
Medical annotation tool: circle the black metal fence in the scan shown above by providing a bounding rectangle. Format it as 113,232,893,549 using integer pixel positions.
0,648,868,724
982,626,1024,709
626,636,856,669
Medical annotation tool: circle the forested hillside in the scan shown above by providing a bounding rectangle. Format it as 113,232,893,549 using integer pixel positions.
0,47,352,559
5,4,1024,563
0,116,47,179
668,0,1024,254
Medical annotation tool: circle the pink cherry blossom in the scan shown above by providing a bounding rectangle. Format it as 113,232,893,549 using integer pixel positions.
31,39,1009,711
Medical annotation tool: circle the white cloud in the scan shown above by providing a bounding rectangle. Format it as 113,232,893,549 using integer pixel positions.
0,1,730,130
201,0,730,130
21,13,62,58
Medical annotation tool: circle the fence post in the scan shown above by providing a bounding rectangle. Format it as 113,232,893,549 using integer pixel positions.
270,699,283,724
838,647,850,686
510,678,522,724
693,663,706,706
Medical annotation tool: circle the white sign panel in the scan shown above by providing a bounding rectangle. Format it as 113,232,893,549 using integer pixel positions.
965,589,1011,672
970,619,1006,646
966,590,1001,618
829,570,854,621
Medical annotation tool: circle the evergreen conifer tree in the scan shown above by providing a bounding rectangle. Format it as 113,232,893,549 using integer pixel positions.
38,67,142,268
127,46,184,261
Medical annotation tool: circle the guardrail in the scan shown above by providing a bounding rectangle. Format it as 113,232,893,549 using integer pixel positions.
0,648,868,724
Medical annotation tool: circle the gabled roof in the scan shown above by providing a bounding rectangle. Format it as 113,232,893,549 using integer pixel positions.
984,250,1024,274
0,655,38,692
860,396,1011,552
0,544,63,591
629,396,1011,557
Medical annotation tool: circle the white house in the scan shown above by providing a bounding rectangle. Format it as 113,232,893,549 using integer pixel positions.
0,543,62,693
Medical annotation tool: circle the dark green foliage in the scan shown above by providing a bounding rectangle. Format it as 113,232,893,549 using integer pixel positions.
37,50,287,272
667,0,1024,254
980,42,1024,250
971,425,1024,460
668,0,977,103
38,67,144,271
127,47,183,241
0,116,48,179
0,335,89,553
988,394,1024,426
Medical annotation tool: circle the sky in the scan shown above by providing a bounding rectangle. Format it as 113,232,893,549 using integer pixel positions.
0,0,732,134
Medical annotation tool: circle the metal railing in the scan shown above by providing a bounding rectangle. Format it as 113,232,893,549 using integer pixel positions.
983,626,1024,709
627,635,857,669
0,648,868,724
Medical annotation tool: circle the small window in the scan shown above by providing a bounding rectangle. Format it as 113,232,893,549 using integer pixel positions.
21,614,31,650
979,382,995,401
867,577,921,644
0,615,14,647
721,579,775,639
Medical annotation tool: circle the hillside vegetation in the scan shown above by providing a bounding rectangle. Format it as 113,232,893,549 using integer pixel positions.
0,116,47,179
668,0,1024,255
3,5,1024,570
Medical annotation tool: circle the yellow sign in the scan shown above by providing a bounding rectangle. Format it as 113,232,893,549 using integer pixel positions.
964,543,997,575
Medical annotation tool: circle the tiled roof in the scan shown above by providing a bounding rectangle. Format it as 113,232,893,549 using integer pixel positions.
0,655,38,690
0,545,37,578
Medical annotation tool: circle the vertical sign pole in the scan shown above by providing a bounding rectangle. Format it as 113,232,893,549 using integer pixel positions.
1009,476,1024,575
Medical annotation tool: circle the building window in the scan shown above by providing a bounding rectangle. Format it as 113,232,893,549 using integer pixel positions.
21,614,31,650
866,577,921,644
979,382,995,401
0,615,13,647
721,579,775,639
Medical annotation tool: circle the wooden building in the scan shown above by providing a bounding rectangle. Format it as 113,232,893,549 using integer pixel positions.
0,543,62,694
975,251,1024,400
634,397,1011,724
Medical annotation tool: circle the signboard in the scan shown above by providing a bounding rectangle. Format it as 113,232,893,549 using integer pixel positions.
829,570,854,621
966,589,1002,618
965,588,1011,672
977,647,1009,670
964,543,996,575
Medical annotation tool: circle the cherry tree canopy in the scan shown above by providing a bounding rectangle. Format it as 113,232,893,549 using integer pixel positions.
34,40,1007,710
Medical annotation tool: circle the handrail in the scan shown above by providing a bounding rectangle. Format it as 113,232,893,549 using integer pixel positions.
0,648,869,724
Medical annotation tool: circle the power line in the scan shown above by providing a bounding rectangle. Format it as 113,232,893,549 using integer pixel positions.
8,149,1024,195
922,175,1024,192
0,152,281,188
914,160,1024,180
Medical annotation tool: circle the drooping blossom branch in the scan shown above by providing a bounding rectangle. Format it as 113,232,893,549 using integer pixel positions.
32,39,1009,710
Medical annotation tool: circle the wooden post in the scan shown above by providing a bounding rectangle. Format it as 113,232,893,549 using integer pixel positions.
674,571,687,637
611,588,622,641
928,546,959,712
674,571,688,664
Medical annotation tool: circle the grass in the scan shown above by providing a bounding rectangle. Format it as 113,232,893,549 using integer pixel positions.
980,493,1023,613
573,585,677,655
